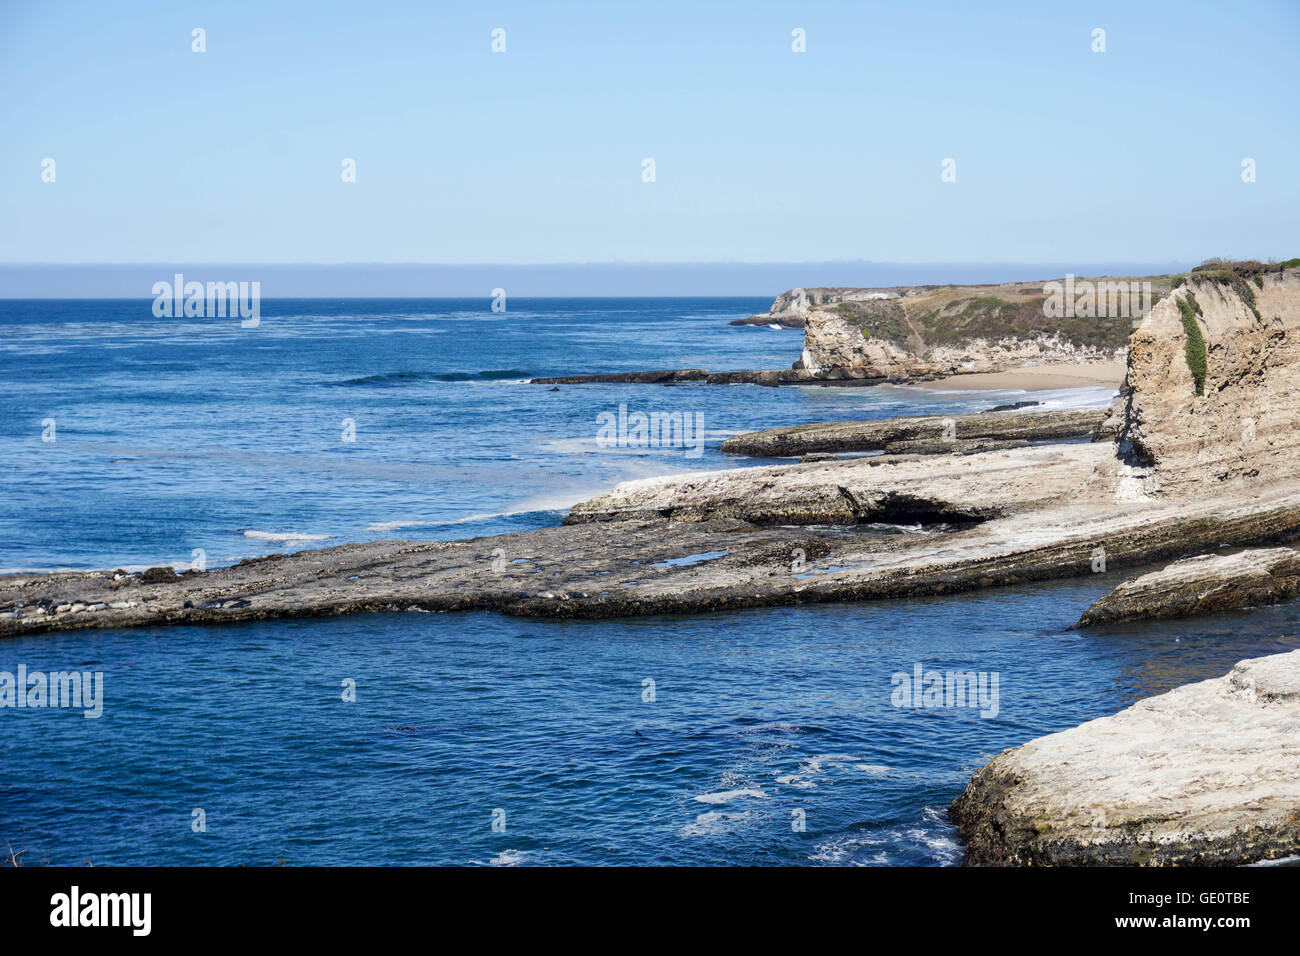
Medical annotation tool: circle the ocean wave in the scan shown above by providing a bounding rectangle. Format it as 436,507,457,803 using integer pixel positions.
242,530,332,544
467,849,530,866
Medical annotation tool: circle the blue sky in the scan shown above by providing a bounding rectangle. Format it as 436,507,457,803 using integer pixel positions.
2,0,1297,266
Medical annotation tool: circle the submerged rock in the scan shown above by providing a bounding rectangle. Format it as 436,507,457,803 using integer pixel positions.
982,400,1041,413
1076,547,1300,626
951,649,1300,866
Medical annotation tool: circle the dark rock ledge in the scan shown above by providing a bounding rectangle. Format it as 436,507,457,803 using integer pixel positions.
528,368,919,387
5,464,1300,636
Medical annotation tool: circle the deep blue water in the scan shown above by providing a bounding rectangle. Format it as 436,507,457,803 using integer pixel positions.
2,297,1295,866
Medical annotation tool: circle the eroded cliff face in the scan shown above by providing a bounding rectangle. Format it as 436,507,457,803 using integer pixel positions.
781,278,1151,378
797,308,920,378
1108,268,1300,498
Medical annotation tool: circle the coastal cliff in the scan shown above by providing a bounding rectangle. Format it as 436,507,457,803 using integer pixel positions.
738,275,1169,380
1106,264,1300,497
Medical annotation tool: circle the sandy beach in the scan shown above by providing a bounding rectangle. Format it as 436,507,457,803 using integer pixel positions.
925,359,1126,392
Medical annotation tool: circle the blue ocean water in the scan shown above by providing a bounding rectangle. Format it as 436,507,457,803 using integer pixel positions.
2,297,1296,866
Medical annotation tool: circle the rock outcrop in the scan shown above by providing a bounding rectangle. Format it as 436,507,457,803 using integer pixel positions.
720,408,1107,457
566,443,1110,526
950,649,1300,866
8,478,1300,634
1076,547,1300,626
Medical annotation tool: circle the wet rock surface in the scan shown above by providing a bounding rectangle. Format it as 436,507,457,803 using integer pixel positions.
1076,547,1300,626
950,649,1300,866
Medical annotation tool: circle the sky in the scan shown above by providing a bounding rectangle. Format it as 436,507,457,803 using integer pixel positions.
1,0,1297,287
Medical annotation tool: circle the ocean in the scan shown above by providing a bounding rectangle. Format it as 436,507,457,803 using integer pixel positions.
2,297,1296,865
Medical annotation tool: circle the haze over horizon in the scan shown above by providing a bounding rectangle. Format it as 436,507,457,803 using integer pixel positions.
0,259,1200,298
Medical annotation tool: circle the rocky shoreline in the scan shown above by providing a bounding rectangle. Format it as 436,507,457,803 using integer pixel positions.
950,649,1300,866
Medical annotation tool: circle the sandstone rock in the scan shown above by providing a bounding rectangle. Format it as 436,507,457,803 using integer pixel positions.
721,408,1106,457
796,307,916,377
566,444,1108,525
1076,547,1300,626
950,649,1300,866
540,274,1159,388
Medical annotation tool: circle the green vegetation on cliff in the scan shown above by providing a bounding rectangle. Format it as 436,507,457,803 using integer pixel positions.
830,300,907,343
1176,295,1208,396
914,295,1135,352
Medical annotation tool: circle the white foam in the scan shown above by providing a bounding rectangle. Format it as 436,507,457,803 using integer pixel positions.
807,807,962,866
774,753,862,790
679,811,752,837
693,788,766,805
854,764,892,777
